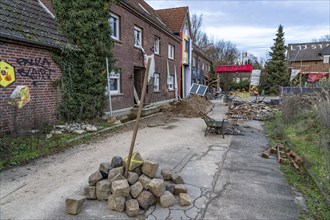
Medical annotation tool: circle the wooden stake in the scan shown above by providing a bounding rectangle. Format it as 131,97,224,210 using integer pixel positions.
124,58,151,178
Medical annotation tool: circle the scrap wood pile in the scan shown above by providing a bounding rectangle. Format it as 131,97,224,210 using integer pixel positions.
261,143,303,169
65,153,192,217
227,102,278,121
162,94,213,118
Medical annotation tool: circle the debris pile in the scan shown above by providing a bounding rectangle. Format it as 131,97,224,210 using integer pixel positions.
261,143,303,168
163,94,213,118
65,153,192,217
50,123,101,135
227,102,278,121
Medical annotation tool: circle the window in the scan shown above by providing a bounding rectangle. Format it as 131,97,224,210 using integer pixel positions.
192,56,196,67
324,55,330,64
154,37,160,55
154,73,160,91
109,71,120,94
168,44,174,59
202,62,205,70
109,13,119,40
167,75,174,90
184,40,189,52
134,26,142,48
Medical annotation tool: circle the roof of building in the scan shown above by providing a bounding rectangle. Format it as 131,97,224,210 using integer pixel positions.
287,42,330,62
192,43,212,63
0,0,69,49
121,0,178,41
322,45,330,56
156,7,189,34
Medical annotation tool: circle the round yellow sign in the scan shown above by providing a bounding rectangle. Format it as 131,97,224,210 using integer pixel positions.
0,60,16,87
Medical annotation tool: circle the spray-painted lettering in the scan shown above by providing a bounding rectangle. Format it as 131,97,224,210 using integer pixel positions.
16,58,53,85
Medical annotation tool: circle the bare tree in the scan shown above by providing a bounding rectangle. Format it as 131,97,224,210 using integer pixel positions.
191,13,204,46
312,34,330,42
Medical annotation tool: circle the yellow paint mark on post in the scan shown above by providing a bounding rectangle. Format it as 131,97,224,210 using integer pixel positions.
0,60,16,87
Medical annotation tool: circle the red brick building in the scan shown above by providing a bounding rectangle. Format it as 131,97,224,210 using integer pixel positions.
0,0,68,133
108,0,181,114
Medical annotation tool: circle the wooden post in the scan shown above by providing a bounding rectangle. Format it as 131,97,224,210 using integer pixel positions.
124,58,152,178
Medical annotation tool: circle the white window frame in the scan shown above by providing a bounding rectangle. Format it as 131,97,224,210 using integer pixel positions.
109,13,119,40
154,36,160,55
109,71,120,94
167,75,174,90
168,44,174,59
154,73,160,91
323,55,330,64
134,26,142,48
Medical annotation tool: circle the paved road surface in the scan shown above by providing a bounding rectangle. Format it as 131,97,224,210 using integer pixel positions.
0,100,299,219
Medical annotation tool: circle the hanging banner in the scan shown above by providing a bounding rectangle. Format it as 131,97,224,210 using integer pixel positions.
216,64,253,73
8,86,31,108
250,70,261,86
307,73,328,82
290,69,300,81
146,54,155,82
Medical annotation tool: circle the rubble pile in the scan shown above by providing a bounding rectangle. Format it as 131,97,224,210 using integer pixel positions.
227,102,278,121
261,143,303,169
65,153,192,217
51,123,100,135
164,94,213,118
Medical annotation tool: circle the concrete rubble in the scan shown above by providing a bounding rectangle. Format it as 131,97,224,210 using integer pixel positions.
66,153,191,217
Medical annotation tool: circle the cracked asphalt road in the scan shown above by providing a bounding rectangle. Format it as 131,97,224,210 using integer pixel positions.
0,100,299,219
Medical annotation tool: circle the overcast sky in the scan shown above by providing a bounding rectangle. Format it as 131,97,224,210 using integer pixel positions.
145,0,330,59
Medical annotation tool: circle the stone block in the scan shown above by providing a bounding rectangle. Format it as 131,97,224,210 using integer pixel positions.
65,195,86,215
137,190,156,210
99,162,112,178
108,195,126,212
149,178,165,197
160,191,175,208
139,174,151,190
130,181,143,199
88,171,103,186
124,152,144,171
111,173,126,183
171,173,184,184
108,167,124,182
161,169,172,181
127,172,139,185
111,180,130,197
125,199,140,217
84,186,96,199
132,166,143,176
179,193,192,206
96,180,111,200
111,156,124,168
174,184,187,195
142,161,159,178
86,125,97,132
165,181,175,194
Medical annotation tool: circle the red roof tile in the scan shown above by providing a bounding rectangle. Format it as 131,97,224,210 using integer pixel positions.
156,7,188,33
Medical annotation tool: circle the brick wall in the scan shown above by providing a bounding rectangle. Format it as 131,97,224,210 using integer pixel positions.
290,60,330,73
109,4,181,111
0,41,62,133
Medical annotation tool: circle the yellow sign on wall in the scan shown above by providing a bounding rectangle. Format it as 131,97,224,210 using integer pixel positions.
0,60,16,87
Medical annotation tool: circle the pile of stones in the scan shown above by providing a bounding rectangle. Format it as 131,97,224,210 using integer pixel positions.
65,154,192,217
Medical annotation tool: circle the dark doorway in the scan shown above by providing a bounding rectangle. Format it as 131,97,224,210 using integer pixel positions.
133,67,145,104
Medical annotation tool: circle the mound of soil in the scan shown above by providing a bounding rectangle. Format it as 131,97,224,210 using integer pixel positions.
162,94,213,118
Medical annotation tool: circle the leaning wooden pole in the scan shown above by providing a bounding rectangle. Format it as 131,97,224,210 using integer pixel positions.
124,58,151,178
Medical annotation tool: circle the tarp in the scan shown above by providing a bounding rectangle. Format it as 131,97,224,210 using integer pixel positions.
216,64,253,73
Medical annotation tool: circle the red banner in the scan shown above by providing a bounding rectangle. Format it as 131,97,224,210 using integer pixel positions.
216,64,253,73
307,73,328,82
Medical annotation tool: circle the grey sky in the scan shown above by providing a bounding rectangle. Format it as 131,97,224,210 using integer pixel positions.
146,0,330,58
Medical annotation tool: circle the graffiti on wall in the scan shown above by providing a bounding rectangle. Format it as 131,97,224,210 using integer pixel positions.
0,60,16,87
16,58,53,86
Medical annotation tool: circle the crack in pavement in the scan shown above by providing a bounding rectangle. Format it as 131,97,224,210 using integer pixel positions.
171,152,195,173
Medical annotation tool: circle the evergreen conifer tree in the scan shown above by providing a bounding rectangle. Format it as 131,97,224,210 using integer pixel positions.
261,25,289,94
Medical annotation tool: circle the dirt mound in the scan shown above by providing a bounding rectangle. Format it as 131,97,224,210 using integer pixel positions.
162,94,213,118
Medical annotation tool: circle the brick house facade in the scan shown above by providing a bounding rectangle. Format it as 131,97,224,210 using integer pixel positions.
108,0,181,113
192,44,212,85
0,0,68,133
